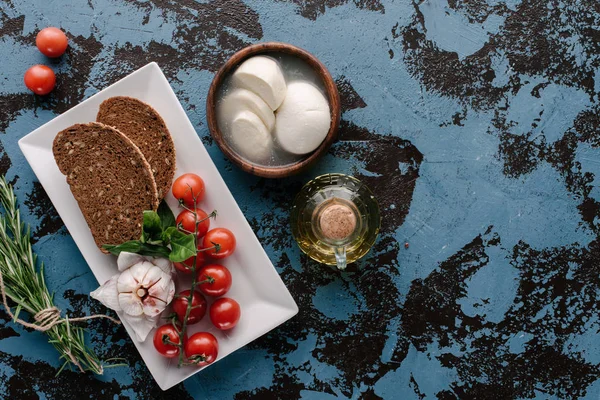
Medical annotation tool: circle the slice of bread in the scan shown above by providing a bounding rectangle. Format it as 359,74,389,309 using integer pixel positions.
96,96,176,200
53,122,159,252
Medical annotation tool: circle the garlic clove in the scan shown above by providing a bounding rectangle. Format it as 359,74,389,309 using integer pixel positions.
124,314,158,342
149,257,174,275
116,267,138,293
141,265,164,288
148,270,175,304
130,261,155,283
142,294,166,317
117,252,145,272
118,292,144,316
143,271,175,317
90,273,122,312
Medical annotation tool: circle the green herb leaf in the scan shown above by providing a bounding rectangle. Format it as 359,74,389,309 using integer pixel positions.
169,232,196,262
142,210,162,242
157,200,176,231
138,243,172,258
103,241,171,258
103,240,142,255
162,226,179,243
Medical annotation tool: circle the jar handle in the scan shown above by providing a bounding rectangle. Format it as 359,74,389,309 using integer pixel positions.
334,246,347,270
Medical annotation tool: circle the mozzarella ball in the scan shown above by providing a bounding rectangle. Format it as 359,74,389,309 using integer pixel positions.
274,81,330,155
229,111,273,162
232,56,287,110
218,88,275,132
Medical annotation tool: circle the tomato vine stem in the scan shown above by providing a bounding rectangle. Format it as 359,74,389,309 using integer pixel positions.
175,187,218,367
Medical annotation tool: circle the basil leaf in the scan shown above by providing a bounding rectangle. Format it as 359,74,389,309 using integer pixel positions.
138,243,171,258
103,240,142,256
162,226,179,244
102,241,171,258
169,232,196,262
142,210,162,242
157,200,176,231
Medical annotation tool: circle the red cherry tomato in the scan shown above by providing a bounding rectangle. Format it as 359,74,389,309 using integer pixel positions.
24,65,56,95
36,27,68,57
172,173,205,206
172,290,207,325
209,298,240,330
153,323,184,358
197,264,232,297
173,251,205,274
202,228,236,259
185,332,218,366
176,208,210,237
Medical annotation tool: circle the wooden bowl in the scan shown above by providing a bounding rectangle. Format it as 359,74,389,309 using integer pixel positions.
206,42,341,178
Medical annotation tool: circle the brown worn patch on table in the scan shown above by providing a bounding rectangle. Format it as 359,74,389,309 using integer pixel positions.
276,0,384,21
336,76,367,112
23,182,65,243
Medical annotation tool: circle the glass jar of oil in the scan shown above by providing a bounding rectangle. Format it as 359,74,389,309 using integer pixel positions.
290,174,380,269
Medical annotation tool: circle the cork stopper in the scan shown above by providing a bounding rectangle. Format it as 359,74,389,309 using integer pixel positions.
318,202,357,241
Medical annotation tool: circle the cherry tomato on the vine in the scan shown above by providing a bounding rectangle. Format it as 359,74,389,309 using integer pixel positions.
24,65,56,95
172,173,205,206
176,208,210,237
202,228,236,259
36,27,68,57
153,323,183,358
173,251,205,274
172,290,207,325
197,264,232,297
209,298,240,330
185,332,218,366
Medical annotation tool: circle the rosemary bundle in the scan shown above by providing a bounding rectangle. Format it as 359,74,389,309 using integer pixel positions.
0,176,120,375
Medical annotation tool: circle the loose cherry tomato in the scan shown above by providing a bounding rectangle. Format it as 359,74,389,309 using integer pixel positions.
202,228,236,259
36,27,68,57
185,332,218,366
24,65,56,95
153,323,183,358
209,298,240,330
172,290,207,325
172,173,205,206
176,208,210,237
174,251,205,274
197,264,232,297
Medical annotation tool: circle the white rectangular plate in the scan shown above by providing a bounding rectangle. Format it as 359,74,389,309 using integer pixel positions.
18,62,298,390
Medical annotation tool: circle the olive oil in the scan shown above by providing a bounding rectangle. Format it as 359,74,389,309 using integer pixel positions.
291,174,380,269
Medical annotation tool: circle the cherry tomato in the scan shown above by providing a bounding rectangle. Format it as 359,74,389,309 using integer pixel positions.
209,298,240,330
197,264,232,297
174,251,205,274
172,290,207,325
24,65,56,95
153,323,184,358
202,228,236,259
172,173,205,206
176,208,210,237
36,27,68,57
185,332,218,366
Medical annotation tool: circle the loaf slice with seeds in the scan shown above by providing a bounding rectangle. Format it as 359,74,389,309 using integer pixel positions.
53,122,159,252
96,96,176,200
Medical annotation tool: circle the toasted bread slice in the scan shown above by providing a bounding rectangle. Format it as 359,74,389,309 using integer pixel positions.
53,122,159,252
96,96,176,199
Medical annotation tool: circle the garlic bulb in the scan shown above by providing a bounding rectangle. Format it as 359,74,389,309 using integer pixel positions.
91,253,176,342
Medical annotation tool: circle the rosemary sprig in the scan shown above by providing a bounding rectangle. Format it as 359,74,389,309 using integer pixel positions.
0,177,114,375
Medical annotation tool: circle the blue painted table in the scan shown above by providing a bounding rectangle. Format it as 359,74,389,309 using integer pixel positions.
2,0,600,399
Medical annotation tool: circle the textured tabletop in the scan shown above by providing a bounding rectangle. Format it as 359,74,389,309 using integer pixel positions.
1,0,600,399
